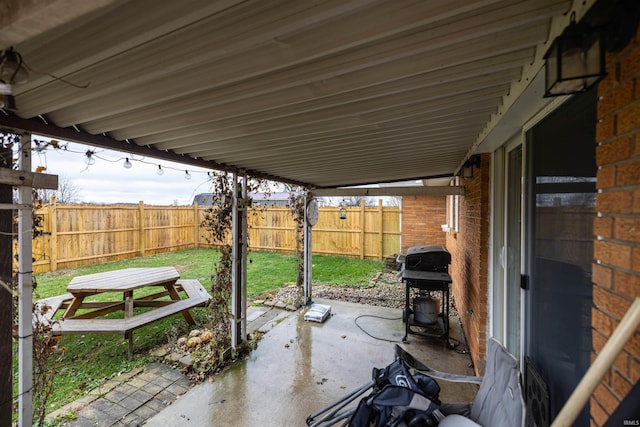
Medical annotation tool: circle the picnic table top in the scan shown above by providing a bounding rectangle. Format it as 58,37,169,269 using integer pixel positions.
67,266,180,294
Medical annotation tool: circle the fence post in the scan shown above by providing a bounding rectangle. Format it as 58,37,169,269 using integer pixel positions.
360,199,365,259
378,199,384,260
138,201,145,257
31,204,401,268
49,196,58,272
193,201,199,249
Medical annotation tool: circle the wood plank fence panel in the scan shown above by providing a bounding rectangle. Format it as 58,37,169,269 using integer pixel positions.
53,204,140,269
27,200,401,273
144,206,195,255
382,206,401,259
247,207,297,253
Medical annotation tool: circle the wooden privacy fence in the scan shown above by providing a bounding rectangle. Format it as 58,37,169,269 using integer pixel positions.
28,199,400,273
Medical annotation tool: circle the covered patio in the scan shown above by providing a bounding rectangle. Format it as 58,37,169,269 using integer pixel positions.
145,298,477,426
2,1,639,425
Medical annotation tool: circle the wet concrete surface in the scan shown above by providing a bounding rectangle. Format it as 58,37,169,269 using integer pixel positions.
144,298,478,426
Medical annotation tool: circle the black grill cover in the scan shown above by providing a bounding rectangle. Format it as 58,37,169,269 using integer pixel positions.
404,245,450,272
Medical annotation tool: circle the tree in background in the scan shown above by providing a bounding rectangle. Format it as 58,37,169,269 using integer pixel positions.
387,196,401,207
36,175,81,204
340,196,378,206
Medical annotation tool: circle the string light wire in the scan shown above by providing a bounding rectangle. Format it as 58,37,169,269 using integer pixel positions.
25,137,229,205
31,138,215,179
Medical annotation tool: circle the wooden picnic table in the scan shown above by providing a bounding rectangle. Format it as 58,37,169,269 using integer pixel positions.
36,267,211,356
63,266,189,321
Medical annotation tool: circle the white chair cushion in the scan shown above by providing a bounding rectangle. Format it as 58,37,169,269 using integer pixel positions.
438,414,482,427
469,338,525,427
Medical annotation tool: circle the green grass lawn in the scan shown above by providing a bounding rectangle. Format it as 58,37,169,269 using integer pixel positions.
19,248,382,418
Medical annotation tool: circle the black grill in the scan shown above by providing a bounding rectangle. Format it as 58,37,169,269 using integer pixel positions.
404,245,451,273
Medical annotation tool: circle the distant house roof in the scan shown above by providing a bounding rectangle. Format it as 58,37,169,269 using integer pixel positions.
193,192,291,206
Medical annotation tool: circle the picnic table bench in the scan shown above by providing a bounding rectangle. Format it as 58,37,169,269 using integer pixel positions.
35,267,211,355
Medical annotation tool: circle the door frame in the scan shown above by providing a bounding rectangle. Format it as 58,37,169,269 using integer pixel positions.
490,97,567,366
490,134,524,359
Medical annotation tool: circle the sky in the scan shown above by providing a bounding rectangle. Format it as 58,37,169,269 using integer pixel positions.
30,136,217,205
24,135,405,206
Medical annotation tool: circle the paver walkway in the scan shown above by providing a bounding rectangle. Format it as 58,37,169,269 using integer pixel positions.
45,305,292,426
50,363,191,426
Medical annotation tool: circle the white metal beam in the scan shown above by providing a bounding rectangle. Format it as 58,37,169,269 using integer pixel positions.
0,168,58,189
310,186,463,198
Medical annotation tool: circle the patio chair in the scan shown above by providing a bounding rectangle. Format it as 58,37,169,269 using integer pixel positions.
395,337,525,427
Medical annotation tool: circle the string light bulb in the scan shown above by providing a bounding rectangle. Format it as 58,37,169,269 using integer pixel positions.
123,157,132,169
84,150,95,165
156,165,164,176
184,170,191,180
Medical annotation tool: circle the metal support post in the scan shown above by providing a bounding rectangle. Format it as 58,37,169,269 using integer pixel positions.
231,172,248,349
303,196,312,304
18,134,33,427
231,172,239,349
240,172,247,341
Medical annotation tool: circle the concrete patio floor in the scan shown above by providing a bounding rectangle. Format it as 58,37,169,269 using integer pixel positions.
145,298,478,426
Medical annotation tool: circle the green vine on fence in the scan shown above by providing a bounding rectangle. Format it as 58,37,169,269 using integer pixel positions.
193,172,272,377
29,192,63,427
197,172,234,375
30,302,65,427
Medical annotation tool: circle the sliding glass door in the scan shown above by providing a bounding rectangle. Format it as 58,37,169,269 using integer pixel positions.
524,88,597,424
492,137,523,360
505,145,522,358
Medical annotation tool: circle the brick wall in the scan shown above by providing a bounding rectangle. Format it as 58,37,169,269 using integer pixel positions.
591,26,640,426
400,195,446,253
446,154,491,374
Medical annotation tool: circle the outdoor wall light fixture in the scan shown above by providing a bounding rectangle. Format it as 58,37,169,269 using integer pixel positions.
544,0,640,97
461,155,481,179
544,13,605,97
0,47,28,111
123,158,132,169
339,204,347,220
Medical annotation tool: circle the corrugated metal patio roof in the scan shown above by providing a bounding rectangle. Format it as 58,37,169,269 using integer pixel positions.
0,0,589,188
